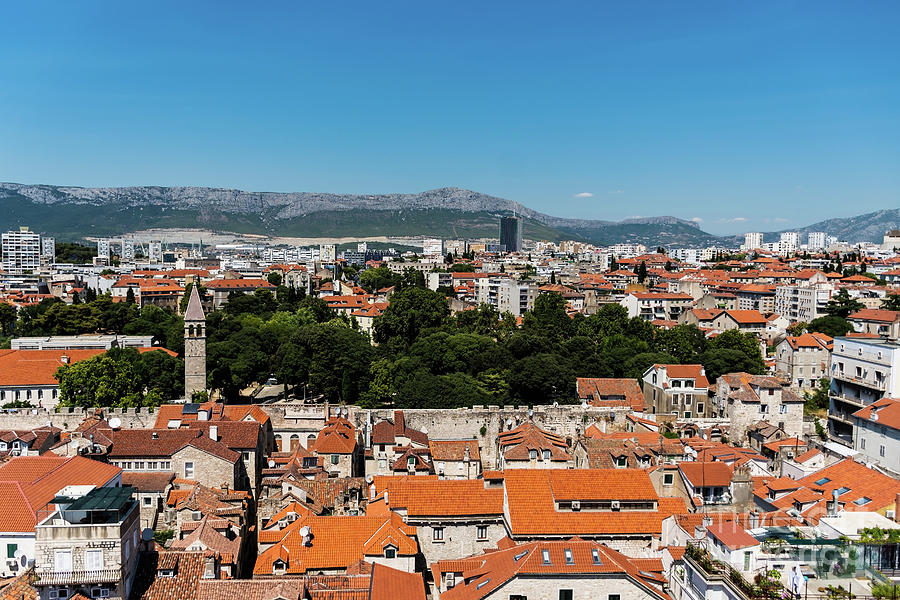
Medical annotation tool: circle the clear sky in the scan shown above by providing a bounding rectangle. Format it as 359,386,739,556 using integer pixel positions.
1,1,898,235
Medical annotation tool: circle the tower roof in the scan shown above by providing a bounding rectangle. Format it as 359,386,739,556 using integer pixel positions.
184,284,205,321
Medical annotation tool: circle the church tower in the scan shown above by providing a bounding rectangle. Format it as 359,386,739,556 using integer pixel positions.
183,283,207,400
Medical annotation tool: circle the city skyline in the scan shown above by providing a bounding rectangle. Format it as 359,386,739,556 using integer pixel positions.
1,1,899,235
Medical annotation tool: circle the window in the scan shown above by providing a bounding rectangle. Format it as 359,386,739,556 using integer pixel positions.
542,449,550,461
242,452,250,462
880,445,886,458
564,548,574,565
477,525,488,540
378,459,387,469
697,403,704,414
609,595,621,600
834,486,851,496
591,548,602,565
331,455,339,465
559,591,573,600
433,527,444,541
684,412,691,419
615,456,627,468
529,450,538,460
6,543,17,559
184,462,194,478
814,477,831,486
854,496,872,506
542,549,551,565
759,404,769,414
384,547,396,559
143,496,152,506
85,549,103,572
663,473,674,486
861,438,866,450
90,587,109,598
407,456,416,469
54,550,72,574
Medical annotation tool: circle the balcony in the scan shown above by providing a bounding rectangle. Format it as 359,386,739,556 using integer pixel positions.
35,568,122,586
832,374,886,391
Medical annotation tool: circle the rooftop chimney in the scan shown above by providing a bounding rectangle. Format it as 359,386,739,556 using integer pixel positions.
209,425,218,441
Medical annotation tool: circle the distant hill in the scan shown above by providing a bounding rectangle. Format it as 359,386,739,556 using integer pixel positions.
0,183,721,247
760,209,900,244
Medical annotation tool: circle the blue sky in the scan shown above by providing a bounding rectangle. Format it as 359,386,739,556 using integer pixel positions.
1,1,898,235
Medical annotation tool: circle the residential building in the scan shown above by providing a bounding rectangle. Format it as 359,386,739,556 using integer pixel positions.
433,539,669,600
474,277,536,316
642,364,711,419
203,278,275,309
41,237,55,262
710,309,768,335
775,332,833,389
254,513,417,576
779,231,800,254
11,335,155,351
848,308,900,340
1,227,41,275
0,426,61,457
852,397,900,477
734,284,775,313
497,423,571,469
706,522,762,573
373,476,505,568
33,486,141,600
620,292,693,321
714,373,805,442
422,238,443,256
365,411,431,477
0,456,122,579
678,462,734,508
97,238,110,260
319,244,336,263
743,232,764,251
774,280,834,323
428,440,482,479
828,337,900,445
576,377,644,411
808,231,827,250
311,417,360,478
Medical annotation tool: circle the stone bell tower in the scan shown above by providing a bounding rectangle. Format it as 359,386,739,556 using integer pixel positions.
183,283,207,399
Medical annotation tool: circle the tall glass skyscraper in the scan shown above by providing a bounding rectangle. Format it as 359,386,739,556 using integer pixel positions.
499,216,523,253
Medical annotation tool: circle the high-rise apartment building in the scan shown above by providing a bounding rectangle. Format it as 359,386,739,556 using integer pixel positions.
319,244,336,263
743,232,763,251
1,227,42,275
807,231,827,250
41,236,55,262
779,232,800,254
148,240,163,263
121,239,135,262
499,216,523,253
97,238,111,260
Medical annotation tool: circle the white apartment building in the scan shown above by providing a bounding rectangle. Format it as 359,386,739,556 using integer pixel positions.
828,337,900,446
2,227,42,275
319,244,336,263
475,277,536,316
774,281,834,323
807,231,827,250
148,240,163,263
852,398,900,477
422,238,443,256
97,238,111,260
41,237,55,262
744,232,764,251
779,232,801,255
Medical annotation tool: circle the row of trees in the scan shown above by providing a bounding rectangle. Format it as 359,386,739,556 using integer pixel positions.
3,283,767,409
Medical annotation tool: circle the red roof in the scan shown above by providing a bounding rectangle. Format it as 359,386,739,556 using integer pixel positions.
313,417,358,454
848,309,900,323
678,461,733,488
0,348,172,387
576,378,644,411
707,522,760,550
853,397,900,431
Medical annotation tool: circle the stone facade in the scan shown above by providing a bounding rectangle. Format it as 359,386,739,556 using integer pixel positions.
714,373,805,444
183,284,207,399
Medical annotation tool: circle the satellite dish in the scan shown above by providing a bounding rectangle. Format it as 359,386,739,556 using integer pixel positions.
109,417,122,430
268,459,276,468
871,413,879,422
142,527,154,541
298,526,311,537
342,407,348,417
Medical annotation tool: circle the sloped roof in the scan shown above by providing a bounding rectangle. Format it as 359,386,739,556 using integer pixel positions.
678,461,733,488
576,378,644,411
373,476,503,517
312,417,357,455
498,423,570,462
853,397,900,431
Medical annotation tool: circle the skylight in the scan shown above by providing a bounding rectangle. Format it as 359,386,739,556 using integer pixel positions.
591,548,602,565
564,548,574,565
835,486,851,496
542,549,551,565
853,496,872,506
814,477,831,486
513,550,528,562
475,579,491,590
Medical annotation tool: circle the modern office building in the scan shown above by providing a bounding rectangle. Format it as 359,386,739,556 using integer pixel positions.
2,227,42,275
499,216,523,253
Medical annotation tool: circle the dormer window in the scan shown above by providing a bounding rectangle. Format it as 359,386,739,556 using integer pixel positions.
158,569,175,578
384,546,397,559
542,449,550,461
529,450,538,460
273,560,287,574
615,456,627,468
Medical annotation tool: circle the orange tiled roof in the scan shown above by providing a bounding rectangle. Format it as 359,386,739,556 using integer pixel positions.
313,417,357,455
373,476,503,517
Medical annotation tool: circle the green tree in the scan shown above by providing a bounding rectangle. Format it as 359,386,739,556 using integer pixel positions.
522,292,573,340
825,289,864,319
786,321,808,336
267,271,283,286
636,261,648,283
882,294,900,311
449,263,476,273
804,377,830,414
373,287,449,347
359,266,398,292
56,347,149,407
125,287,136,304
0,302,16,336
808,315,853,338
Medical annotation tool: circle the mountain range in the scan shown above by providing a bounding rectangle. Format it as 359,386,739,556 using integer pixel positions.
0,182,895,247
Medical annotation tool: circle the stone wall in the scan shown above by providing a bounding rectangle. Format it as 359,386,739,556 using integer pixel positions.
0,406,158,431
